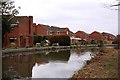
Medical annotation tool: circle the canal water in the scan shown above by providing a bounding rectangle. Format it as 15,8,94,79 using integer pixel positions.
2,48,100,79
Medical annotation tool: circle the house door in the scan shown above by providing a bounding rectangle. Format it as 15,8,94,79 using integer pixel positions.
20,36,26,47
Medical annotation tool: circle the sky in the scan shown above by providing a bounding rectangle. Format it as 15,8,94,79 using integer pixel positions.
14,0,118,35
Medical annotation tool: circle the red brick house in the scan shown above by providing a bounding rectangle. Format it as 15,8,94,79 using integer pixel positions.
33,24,50,36
75,31,89,40
4,15,76,47
33,24,75,37
4,16,34,48
49,26,74,37
33,25,76,45
75,30,89,44
102,32,116,44
89,31,104,44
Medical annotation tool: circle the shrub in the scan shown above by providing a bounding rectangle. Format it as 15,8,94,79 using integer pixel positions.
10,42,16,48
49,36,70,46
34,35,70,46
34,36,43,45
34,36,52,46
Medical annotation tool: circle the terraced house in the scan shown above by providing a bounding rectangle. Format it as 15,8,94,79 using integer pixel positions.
33,24,75,37
89,31,104,44
75,30,89,44
102,32,116,44
3,16,116,48
3,16,75,48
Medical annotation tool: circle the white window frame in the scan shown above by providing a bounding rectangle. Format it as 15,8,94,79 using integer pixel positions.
50,31,52,35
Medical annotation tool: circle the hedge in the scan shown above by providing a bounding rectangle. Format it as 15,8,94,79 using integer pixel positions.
34,36,43,45
49,35,70,46
34,35,70,46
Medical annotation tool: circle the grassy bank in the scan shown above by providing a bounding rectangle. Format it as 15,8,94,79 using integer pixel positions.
71,48,119,79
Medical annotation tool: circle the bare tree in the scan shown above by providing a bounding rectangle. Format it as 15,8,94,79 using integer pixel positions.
0,0,21,15
103,0,119,10
110,0,120,7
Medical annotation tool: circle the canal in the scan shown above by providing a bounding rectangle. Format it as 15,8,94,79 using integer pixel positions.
2,48,100,79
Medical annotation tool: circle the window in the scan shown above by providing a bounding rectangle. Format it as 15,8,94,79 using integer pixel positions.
66,31,68,35
57,31,60,35
50,31,52,35
9,37,17,42
104,36,108,39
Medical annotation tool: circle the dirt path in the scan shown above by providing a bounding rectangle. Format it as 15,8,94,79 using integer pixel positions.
71,48,119,79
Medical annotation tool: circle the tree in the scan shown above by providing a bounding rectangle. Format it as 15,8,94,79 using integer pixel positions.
104,0,119,10
2,15,11,36
1,0,20,32
109,0,119,10
1,0,20,47
1,0,20,15
110,0,120,7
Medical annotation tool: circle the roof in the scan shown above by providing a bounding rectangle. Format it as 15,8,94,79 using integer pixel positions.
91,31,101,34
69,30,75,35
89,31,104,39
90,31,103,36
49,26,67,32
37,24,50,30
75,30,88,35
10,16,25,24
102,32,116,37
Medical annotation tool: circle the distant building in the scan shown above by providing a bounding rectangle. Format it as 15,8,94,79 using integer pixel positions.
75,30,89,40
89,31,104,44
102,32,116,44
33,24,75,37
49,26,74,37
74,30,89,44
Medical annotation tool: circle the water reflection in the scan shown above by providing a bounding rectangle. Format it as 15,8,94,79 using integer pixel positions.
32,51,92,78
2,50,70,79
2,48,98,79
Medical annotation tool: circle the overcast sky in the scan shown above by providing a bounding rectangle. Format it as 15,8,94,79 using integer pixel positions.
14,0,118,35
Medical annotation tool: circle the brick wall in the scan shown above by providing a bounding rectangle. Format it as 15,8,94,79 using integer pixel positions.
36,24,48,36
75,31,88,39
89,31,104,40
4,16,34,48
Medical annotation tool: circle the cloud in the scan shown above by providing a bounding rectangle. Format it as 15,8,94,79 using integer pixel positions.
14,0,118,35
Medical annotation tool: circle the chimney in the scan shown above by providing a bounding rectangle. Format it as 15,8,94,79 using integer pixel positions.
28,16,33,35
29,16,33,23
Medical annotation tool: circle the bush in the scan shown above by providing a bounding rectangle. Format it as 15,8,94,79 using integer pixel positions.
34,35,70,46
34,36,52,46
49,36,70,46
10,42,16,48
34,36,43,45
